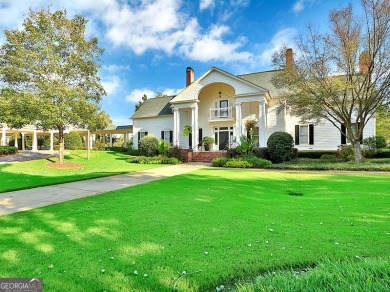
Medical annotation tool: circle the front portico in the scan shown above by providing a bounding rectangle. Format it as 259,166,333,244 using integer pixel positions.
170,67,270,150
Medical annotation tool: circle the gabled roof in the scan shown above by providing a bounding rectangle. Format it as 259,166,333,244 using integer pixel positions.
131,96,174,119
170,67,269,103
237,70,283,98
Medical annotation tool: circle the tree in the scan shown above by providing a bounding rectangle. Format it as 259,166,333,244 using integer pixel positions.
88,111,113,131
0,8,105,163
376,106,390,142
272,0,389,163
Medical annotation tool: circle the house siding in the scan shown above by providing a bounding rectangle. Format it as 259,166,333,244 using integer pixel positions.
133,115,173,149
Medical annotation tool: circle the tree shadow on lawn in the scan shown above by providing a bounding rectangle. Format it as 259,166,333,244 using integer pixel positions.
0,169,389,291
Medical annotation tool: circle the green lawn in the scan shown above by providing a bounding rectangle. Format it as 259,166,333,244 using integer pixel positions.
0,169,389,291
0,150,161,193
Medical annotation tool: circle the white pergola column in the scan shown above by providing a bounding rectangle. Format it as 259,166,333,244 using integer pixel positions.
259,101,267,147
50,131,54,152
32,130,38,151
192,105,199,151
109,133,113,147
1,127,6,146
92,134,96,147
235,102,242,142
173,108,180,146
21,133,25,151
14,132,18,149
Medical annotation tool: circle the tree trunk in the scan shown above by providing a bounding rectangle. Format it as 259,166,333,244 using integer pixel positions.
58,127,65,164
352,142,363,163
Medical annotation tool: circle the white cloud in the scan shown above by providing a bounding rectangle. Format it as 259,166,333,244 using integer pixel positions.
103,64,131,73
125,88,155,103
101,75,122,95
199,0,215,11
259,28,297,64
293,0,305,13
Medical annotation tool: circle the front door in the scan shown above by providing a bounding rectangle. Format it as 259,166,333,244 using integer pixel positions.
218,131,229,150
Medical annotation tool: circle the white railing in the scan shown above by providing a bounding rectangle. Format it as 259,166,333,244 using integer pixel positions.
209,106,234,119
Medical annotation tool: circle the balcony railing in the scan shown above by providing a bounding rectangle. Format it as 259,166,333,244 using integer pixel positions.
209,106,234,120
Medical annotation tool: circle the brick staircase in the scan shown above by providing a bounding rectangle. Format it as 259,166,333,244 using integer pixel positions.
191,151,226,162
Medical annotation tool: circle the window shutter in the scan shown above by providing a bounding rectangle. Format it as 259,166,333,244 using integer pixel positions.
294,125,300,145
199,128,203,145
309,124,314,145
161,131,164,140
145,132,148,136
169,131,173,144
189,132,192,148
138,132,140,141
341,124,346,144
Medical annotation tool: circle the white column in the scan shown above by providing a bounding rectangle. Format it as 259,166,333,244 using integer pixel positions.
259,101,267,147
21,133,25,151
173,108,180,146
50,131,54,152
1,127,6,146
92,134,96,147
192,105,199,151
32,130,38,151
235,102,242,142
109,133,113,147
14,132,18,149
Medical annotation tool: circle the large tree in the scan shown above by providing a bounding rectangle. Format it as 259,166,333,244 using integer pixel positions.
0,8,105,163
272,0,389,162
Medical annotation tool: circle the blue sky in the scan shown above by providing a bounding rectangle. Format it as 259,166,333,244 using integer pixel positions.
0,0,357,126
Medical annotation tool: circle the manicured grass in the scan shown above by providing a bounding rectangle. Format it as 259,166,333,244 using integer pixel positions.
0,169,389,291
266,158,390,171
0,150,161,193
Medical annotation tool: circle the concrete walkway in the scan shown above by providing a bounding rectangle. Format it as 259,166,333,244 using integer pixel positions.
0,163,210,216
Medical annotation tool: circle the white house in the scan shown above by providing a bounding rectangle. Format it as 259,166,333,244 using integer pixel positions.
131,52,375,152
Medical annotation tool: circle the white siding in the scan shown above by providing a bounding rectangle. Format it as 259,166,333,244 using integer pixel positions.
133,116,173,149
266,99,286,139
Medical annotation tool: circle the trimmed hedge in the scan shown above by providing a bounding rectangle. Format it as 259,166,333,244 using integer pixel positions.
0,146,18,155
128,155,180,165
267,132,294,163
139,135,159,157
212,157,272,168
376,149,390,158
64,130,84,150
298,150,338,159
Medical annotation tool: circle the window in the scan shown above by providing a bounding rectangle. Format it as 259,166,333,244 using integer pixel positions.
341,123,363,144
295,124,314,145
161,130,172,144
219,100,228,117
139,131,147,139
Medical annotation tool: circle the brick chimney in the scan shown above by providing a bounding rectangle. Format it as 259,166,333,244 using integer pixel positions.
286,48,293,71
186,67,194,87
359,51,370,74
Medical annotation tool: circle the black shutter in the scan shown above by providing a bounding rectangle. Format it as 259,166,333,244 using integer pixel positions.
295,125,300,145
189,133,192,148
169,131,173,144
309,124,314,145
341,124,346,145
145,132,148,136
138,132,140,141
161,131,164,140
199,128,203,145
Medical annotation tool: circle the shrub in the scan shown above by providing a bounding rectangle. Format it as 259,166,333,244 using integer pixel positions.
126,149,141,156
139,135,159,157
376,148,390,158
212,157,230,167
292,148,298,158
320,154,338,162
64,130,84,150
226,148,238,158
252,147,270,160
224,160,252,168
337,145,354,162
267,132,294,163
0,146,18,155
128,155,179,165
298,150,337,159
363,136,377,158
376,136,387,149
245,157,272,167
93,140,106,150
167,146,183,161
158,140,170,155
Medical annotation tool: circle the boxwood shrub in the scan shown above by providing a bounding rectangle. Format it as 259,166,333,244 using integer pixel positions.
0,146,18,155
267,132,294,163
297,150,337,159
139,135,159,157
128,155,179,165
212,157,272,168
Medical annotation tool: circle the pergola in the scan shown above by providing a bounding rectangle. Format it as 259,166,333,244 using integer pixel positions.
0,123,133,151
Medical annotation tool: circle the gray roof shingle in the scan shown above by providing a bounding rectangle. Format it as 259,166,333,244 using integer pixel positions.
131,96,174,119
237,70,283,97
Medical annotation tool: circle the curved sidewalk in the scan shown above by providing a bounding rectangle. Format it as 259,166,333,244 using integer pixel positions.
0,163,210,216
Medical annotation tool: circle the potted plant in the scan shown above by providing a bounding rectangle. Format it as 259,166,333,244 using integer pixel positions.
201,136,215,151
183,125,192,136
